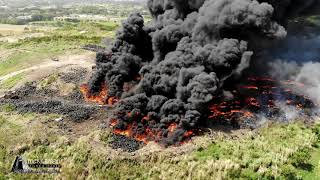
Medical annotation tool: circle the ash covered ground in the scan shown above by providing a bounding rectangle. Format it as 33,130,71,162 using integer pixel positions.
0,66,144,152
0,68,97,121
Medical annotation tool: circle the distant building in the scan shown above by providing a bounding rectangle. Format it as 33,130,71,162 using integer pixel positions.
16,15,32,20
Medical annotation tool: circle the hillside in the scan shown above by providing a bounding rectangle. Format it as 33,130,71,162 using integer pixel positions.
0,1,320,179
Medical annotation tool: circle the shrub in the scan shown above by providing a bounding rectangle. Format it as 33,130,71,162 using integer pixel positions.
281,165,301,180
290,148,313,170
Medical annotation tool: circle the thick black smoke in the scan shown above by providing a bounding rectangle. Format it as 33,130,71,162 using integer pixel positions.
88,0,320,145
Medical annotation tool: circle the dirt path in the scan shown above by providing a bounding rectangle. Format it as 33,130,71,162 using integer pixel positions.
0,52,95,82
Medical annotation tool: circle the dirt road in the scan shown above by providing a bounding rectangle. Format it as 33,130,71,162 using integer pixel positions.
0,52,95,82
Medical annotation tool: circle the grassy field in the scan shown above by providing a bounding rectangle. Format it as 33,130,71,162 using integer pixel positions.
0,73,24,89
0,20,117,90
0,9,319,179
0,24,28,36
0,102,319,179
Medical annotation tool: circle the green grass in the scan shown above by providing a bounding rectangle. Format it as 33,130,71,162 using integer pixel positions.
0,35,93,76
0,112,62,179
0,113,32,178
297,149,320,180
0,20,116,77
37,73,59,89
30,20,118,38
1,17,320,179
0,45,74,77
1,110,320,180
0,104,16,112
0,105,319,180
0,73,24,89
297,124,320,179
149,123,320,179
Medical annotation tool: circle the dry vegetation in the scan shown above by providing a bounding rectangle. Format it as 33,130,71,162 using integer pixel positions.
1,101,320,179
0,2,320,179
1,74,320,179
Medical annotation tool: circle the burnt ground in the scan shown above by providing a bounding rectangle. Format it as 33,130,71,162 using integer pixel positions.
0,68,101,122
0,66,143,152
109,134,143,152
5,65,316,153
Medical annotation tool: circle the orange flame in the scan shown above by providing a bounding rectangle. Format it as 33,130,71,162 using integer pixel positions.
112,123,155,144
246,98,260,107
89,76,315,146
110,119,118,127
209,76,316,124
248,77,275,82
168,123,177,132
184,130,193,137
240,86,259,90
111,114,194,144
281,80,305,87
80,84,118,105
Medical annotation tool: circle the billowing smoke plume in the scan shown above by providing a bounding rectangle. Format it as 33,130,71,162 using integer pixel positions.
87,0,320,145
295,62,320,103
266,34,320,104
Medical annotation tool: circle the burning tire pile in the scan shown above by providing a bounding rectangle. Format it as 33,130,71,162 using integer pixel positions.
1,0,319,152
0,68,103,122
208,77,318,128
80,0,320,147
